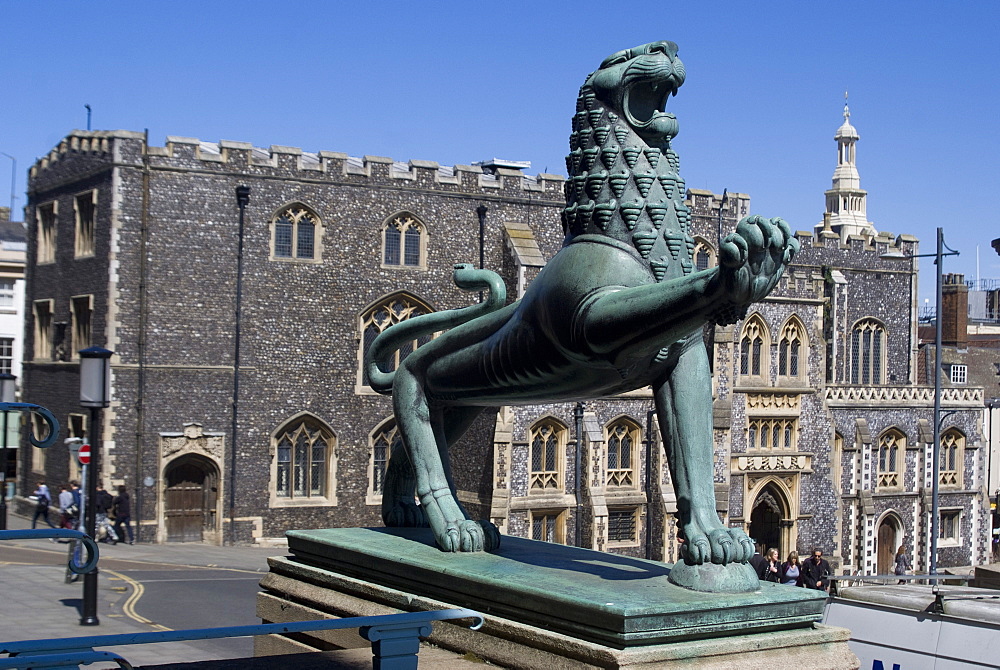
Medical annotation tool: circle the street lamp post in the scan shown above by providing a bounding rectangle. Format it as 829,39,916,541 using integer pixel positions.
79,346,112,626
230,186,250,546
0,373,16,530
883,227,959,578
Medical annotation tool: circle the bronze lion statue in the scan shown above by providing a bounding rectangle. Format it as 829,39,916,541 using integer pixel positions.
366,41,798,572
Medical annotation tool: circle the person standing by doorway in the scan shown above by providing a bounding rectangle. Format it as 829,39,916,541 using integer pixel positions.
112,485,134,545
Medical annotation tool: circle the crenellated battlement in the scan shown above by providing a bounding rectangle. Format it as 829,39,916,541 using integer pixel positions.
31,130,565,197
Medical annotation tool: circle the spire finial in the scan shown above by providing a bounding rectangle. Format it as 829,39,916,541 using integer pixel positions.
843,89,850,121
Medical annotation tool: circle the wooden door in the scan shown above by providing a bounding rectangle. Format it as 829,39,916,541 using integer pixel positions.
165,461,206,542
877,520,895,575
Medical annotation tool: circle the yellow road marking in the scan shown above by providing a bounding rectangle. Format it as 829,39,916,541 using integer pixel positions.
104,569,171,631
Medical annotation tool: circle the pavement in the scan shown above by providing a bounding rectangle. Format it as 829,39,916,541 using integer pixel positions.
0,513,492,669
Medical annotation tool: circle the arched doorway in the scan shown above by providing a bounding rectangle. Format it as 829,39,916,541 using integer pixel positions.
876,514,901,575
164,454,219,542
748,485,786,557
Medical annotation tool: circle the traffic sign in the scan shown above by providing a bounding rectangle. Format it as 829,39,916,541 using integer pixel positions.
78,444,91,465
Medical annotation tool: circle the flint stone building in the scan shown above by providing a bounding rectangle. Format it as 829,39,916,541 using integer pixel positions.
17,107,988,573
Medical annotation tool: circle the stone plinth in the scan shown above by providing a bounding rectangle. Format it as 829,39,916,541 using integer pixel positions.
256,528,858,668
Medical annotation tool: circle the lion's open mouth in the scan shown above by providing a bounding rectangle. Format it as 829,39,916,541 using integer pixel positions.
625,78,677,126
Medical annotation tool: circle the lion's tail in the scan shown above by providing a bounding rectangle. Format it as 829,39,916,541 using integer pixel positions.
365,264,507,395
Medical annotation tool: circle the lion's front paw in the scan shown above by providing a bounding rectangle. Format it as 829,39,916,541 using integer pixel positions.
715,215,799,322
682,514,753,565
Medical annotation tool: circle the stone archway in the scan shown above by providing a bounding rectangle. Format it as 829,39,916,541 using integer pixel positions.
876,514,902,575
748,484,788,557
163,453,219,543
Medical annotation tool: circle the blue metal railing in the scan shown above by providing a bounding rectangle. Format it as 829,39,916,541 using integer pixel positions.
0,608,484,669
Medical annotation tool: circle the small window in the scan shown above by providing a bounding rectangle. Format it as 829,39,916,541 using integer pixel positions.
37,202,57,264
74,191,96,257
608,508,638,544
382,214,426,269
747,418,797,451
939,509,961,545
950,365,967,385
31,413,47,473
0,337,12,375
0,280,15,309
33,300,53,360
529,419,566,491
271,205,320,261
530,510,566,544
70,295,93,357
273,416,336,501
67,413,87,482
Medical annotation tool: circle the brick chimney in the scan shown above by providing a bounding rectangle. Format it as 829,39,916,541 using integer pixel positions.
941,273,968,348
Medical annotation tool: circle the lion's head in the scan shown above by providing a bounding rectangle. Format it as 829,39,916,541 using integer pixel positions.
563,41,694,283
588,41,685,145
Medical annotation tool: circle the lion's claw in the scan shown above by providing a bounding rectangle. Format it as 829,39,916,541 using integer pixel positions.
717,215,799,310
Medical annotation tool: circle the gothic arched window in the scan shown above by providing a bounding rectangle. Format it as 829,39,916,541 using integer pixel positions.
606,417,641,488
369,419,401,498
529,418,567,491
273,415,336,502
382,213,426,268
271,204,321,261
693,238,716,272
877,429,904,489
778,317,806,379
740,315,769,379
359,293,434,388
939,429,965,488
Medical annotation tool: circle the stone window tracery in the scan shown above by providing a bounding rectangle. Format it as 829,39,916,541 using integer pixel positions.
778,318,805,379
359,294,434,389
606,417,640,488
529,419,566,491
369,419,400,498
693,238,716,272
382,214,426,269
273,416,336,501
850,318,886,385
877,429,904,489
939,429,964,488
271,204,320,261
739,315,769,379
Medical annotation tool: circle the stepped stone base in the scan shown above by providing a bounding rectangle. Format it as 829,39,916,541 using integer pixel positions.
255,528,858,669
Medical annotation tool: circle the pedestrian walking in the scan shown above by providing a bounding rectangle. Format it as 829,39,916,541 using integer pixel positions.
894,545,911,584
58,484,76,529
802,547,832,591
113,485,134,545
95,483,118,544
30,481,56,528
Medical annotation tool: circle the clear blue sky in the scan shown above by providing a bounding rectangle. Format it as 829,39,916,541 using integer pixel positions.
2,1,997,305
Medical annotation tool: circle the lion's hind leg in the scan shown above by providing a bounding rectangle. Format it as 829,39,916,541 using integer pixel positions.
381,437,428,528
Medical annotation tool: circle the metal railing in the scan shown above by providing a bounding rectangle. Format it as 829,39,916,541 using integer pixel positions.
0,609,484,670
1,529,485,669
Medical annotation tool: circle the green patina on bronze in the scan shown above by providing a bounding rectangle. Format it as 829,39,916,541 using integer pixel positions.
364,41,799,590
